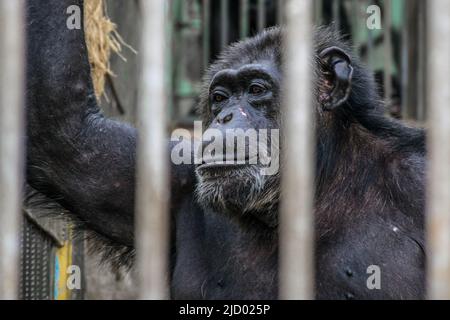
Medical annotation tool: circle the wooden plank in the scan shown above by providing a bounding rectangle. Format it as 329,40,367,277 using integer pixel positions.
280,0,314,300
0,0,25,300
426,0,450,300
135,0,170,300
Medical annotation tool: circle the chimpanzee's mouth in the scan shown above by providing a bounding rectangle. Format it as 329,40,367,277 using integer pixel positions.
196,154,259,171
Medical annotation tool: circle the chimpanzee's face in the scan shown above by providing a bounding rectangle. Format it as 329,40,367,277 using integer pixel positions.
194,28,354,227
195,58,282,222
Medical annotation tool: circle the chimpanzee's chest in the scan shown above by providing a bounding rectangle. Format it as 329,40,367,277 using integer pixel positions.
170,197,425,300
170,197,278,300
315,211,425,300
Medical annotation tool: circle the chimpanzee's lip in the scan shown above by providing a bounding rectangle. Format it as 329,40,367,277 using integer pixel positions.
197,155,258,171
197,162,248,171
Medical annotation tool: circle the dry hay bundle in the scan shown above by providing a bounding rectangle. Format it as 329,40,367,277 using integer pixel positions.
84,0,134,100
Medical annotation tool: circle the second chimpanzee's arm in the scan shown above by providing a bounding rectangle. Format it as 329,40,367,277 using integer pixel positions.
25,0,193,247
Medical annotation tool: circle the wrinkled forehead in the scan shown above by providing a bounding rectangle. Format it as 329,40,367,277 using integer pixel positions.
209,58,282,86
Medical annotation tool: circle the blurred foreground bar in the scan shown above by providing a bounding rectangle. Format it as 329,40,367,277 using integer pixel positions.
280,0,314,300
0,0,25,300
135,0,170,300
426,0,450,300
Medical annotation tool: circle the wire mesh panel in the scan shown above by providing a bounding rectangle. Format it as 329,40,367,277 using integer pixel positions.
19,217,53,300
19,205,85,300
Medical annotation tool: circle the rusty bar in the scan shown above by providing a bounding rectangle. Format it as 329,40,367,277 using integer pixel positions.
426,0,450,300
135,0,170,300
0,0,25,300
280,0,314,300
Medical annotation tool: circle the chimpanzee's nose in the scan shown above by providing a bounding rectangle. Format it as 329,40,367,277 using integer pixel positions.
217,111,233,124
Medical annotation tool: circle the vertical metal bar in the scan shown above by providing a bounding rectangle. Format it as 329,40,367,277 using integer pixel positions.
351,0,358,35
136,0,170,300
366,0,374,67
402,0,419,121
221,0,229,48
280,0,314,300
383,0,393,108
0,0,25,300
314,0,323,26
258,0,266,31
240,0,249,38
333,0,340,30
426,0,450,300
400,0,409,120
416,1,427,122
203,0,211,69
277,0,285,26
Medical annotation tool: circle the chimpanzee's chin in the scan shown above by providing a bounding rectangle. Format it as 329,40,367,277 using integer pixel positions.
195,165,279,223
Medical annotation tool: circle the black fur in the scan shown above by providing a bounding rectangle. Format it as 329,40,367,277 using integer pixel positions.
26,1,426,299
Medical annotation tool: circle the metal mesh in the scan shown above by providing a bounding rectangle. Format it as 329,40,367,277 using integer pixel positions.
19,216,54,300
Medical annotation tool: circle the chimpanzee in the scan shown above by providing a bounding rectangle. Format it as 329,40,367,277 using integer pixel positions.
25,0,426,300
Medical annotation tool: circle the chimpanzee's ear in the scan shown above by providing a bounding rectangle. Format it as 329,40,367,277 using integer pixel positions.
319,46,354,111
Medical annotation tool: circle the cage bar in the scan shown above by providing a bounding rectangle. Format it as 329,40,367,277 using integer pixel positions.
277,0,284,25
332,0,340,30
366,0,374,67
135,0,170,300
258,0,266,31
280,0,314,300
400,1,410,121
383,0,393,106
416,2,427,122
0,0,25,300
314,0,323,26
220,0,230,48
203,0,211,69
240,0,250,38
426,0,450,300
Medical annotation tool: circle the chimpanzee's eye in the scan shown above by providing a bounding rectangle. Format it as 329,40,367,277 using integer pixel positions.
249,84,265,95
212,92,227,103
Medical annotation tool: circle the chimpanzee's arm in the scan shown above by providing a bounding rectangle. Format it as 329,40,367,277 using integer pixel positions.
25,0,194,247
